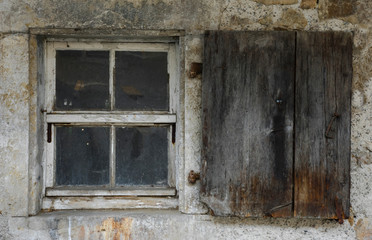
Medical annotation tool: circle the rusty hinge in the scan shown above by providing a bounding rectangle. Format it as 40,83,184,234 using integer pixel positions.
188,62,202,78
188,170,200,184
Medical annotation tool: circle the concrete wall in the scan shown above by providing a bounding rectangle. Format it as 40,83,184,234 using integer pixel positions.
0,0,371,239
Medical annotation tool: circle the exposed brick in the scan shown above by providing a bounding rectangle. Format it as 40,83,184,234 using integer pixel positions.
253,0,298,5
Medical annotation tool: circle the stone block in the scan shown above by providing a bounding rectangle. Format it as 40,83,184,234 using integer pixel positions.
275,8,308,30
327,0,355,18
300,0,317,9
253,0,298,5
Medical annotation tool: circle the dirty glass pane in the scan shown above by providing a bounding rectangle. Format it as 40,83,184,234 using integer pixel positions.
115,51,169,111
56,126,110,186
115,127,168,186
56,51,110,110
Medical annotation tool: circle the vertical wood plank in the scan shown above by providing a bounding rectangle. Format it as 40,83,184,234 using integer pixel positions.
201,31,295,217
294,32,352,219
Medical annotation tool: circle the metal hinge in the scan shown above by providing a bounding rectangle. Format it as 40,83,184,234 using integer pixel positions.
188,62,203,78
188,170,200,184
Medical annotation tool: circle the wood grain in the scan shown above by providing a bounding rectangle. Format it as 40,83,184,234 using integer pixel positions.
294,32,352,219
201,31,352,219
201,31,295,217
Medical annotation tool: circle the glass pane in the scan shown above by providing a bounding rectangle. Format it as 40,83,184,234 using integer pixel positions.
115,51,169,111
115,127,168,186
56,126,110,186
56,51,110,110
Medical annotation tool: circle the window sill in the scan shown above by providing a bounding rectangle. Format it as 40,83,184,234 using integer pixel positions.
42,196,178,211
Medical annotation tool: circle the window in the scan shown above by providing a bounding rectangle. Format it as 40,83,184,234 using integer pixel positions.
43,41,178,202
201,31,352,220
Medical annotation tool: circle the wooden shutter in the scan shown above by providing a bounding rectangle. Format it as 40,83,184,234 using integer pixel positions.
201,31,296,217
294,32,352,219
201,31,352,219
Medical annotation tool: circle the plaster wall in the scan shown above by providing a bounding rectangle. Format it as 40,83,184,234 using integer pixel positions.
0,0,371,239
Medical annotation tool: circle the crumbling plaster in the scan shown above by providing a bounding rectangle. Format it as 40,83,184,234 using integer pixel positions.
0,0,371,239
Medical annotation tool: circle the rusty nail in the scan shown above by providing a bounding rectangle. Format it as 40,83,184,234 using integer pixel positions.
325,112,340,139
188,170,200,184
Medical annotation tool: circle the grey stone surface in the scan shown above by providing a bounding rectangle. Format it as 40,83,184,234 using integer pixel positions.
3,210,360,240
0,34,29,217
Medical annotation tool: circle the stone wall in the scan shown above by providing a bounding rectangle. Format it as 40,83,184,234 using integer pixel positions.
0,0,371,239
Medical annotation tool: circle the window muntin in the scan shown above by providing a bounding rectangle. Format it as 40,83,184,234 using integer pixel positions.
44,41,177,197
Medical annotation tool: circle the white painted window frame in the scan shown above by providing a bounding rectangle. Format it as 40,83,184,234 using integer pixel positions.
43,41,179,208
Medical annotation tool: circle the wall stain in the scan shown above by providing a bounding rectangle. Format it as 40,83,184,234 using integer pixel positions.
78,226,85,239
96,218,133,240
355,218,372,240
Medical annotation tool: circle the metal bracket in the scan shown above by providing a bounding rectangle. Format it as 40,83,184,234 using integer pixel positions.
41,108,52,143
47,123,52,143
172,123,176,144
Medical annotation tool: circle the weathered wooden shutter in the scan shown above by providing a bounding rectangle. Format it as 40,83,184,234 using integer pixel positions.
294,32,352,219
201,31,296,217
201,31,352,219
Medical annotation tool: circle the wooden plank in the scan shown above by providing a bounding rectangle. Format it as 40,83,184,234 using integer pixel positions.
294,32,352,219
42,197,178,210
46,113,176,124
201,31,295,217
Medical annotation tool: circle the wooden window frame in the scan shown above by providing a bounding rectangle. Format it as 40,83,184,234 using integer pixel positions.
42,40,179,209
